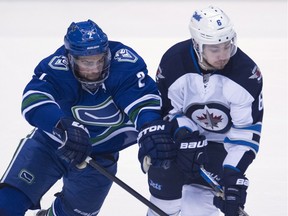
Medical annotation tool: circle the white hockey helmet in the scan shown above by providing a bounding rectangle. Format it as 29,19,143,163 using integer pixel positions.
189,6,237,62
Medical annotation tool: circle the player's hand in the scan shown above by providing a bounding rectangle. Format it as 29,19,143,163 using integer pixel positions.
175,128,207,179
213,168,249,216
137,120,178,173
53,117,92,166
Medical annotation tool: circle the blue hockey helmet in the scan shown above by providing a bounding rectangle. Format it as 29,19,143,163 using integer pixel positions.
64,20,111,93
64,19,109,56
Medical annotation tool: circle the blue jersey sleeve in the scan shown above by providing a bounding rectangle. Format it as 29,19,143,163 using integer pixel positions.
106,42,162,130
21,46,77,133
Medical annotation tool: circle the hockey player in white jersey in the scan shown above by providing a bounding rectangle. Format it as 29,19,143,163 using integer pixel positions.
145,5,263,216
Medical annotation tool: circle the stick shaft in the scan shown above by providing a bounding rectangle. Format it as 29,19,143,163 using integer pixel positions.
85,157,168,216
199,167,249,216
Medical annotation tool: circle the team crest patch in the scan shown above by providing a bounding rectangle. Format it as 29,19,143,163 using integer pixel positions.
72,97,124,126
114,49,138,63
192,12,202,21
19,169,34,184
249,65,262,83
155,66,165,82
186,103,232,133
48,55,69,71
196,109,223,129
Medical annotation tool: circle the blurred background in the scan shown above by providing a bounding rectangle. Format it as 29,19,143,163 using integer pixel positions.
0,0,287,215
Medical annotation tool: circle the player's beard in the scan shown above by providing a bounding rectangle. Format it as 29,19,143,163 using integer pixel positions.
199,58,229,71
212,60,229,70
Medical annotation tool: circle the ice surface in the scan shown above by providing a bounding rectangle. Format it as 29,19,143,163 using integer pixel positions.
0,0,287,215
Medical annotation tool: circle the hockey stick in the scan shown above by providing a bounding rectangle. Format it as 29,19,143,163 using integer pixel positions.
199,166,249,216
79,157,169,216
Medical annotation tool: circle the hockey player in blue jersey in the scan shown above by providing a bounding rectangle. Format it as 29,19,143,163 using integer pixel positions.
145,6,264,216
0,20,179,216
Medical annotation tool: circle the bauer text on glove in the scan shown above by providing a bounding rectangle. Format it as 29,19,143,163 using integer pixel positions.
175,127,208,179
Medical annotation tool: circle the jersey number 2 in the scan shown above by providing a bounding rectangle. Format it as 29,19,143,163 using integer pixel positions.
137,71,145,88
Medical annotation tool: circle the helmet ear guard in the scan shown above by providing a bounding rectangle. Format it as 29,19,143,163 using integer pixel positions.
64,20,111,93
189,6,237,63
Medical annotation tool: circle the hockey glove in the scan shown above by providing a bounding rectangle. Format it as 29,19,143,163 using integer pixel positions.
175,127,207,179
213,168,249,216
138,120,178,173
53,117,92,166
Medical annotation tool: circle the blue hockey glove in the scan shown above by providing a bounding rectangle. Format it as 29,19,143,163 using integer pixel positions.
138,120,178,173
213,168,249,216
175,127,207,179
53,117,92,166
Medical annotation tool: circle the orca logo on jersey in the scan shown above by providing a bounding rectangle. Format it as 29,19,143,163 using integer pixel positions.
48,55,69,71
114,48,138,63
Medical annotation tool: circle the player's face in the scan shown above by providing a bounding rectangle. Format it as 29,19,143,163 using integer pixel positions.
202,41,232,70
73,54,105,81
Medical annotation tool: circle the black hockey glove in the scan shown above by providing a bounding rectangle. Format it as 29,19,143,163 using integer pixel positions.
213,168,249,216
53,117,92,166
175,127,207,179
138,120,178,173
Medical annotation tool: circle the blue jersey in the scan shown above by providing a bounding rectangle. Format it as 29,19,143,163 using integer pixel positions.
21,41,162,153
156,39,263,155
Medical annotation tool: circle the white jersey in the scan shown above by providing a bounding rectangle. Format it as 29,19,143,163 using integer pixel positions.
156,39,263,155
